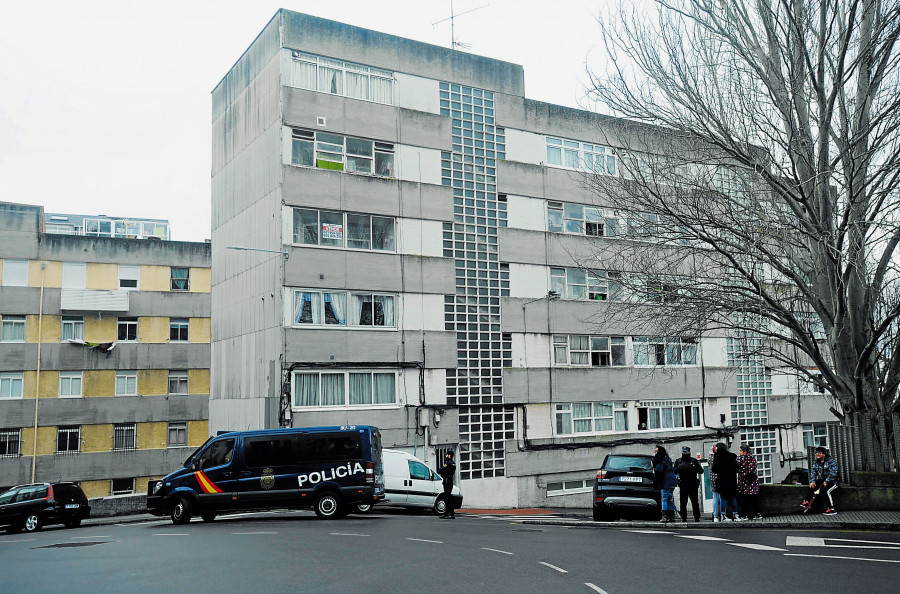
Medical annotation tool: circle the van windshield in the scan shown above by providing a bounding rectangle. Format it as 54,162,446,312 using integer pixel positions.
183,436,214,467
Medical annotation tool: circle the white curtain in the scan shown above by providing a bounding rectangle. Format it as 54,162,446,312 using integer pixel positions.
295,374,319,407
345,71,368,100
377,295,394,326
321,373,344,406
349,373,371,405
325,293,346,325
371,76,393,104
319,66,342,94
293,60,317,90
352,294,368,325
373,373,395,404
294,292,319,324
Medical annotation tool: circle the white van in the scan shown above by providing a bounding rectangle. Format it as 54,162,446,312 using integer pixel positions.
356,449,463,515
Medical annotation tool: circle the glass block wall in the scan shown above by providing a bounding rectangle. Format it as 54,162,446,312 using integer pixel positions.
728,331,775,482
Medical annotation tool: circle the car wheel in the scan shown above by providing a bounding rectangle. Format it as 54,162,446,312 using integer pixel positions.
433,496,447,516
201,513,217,523
314,492,343,519
354,503,372,514
64,519,82,528
23,513,42,533
170,496,193,525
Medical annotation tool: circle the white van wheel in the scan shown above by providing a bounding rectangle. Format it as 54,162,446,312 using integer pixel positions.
433,496,447,516
314,492,342,519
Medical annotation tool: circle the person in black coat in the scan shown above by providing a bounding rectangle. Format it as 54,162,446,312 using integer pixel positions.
712,442,740,521
438,450,457,519
674,446,704,522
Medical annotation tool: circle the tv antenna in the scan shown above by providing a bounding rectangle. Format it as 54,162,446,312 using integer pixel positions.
432,1,489,51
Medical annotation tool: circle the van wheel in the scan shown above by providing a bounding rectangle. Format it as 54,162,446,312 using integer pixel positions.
170,496,193,525
201,513,217,522
433,496,447,516
355,504,372,514
23,513,42,533
314,492,343,519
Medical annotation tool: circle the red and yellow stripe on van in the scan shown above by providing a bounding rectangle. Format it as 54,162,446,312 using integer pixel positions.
195,470,222,494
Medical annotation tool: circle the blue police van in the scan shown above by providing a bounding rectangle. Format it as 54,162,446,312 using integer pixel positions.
147,425,384,524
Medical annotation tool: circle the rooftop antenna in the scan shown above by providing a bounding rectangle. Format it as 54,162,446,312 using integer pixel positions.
432,1,489,51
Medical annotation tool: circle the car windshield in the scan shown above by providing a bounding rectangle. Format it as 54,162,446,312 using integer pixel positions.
604,456,653,472
183,436,215,467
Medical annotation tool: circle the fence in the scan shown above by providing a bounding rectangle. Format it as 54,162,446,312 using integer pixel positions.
806,412,899,484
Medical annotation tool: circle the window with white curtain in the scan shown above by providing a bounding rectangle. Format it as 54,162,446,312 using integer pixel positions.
290,51,393,105
1,315,26,342
292,290,395,328
61,316,84,341
293,370,397,409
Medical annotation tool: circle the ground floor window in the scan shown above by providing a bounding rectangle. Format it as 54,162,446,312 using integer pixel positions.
546,478,593,496
111,478,135,495
293,370,398,408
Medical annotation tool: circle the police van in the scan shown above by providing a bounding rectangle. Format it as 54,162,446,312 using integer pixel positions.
147,425,384,524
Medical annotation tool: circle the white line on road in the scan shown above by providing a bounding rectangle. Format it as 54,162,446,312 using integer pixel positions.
785,553,900,564
622,530,674,534
727,543,787,551
406,537,443,544
0,538,36,544
481,547,513,555
330,533,370,537
675,535,731,542
539,561,568,574
786,536,900,550
232,531,278,535
585,583,610,594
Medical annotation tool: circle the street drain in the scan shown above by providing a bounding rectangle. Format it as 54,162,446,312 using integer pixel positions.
34,541,109,549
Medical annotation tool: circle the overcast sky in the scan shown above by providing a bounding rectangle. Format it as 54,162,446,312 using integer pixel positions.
0,0,605,242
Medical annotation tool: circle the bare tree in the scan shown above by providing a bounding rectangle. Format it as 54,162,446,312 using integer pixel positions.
579,0,900,470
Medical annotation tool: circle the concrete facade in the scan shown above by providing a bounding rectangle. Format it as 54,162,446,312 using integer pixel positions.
210,10,838,508
0,202,210,497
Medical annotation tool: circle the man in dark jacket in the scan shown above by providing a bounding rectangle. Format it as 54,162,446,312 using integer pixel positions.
712,442,740,521
438,450,457,519
674,446,704,522
802,446,839,515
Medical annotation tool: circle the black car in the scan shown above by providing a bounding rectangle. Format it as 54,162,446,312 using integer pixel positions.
0,483,91,533
593,453,660,521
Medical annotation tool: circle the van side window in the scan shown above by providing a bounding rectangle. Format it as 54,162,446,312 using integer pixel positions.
408,461,430,481
245,436,300,467
300,433,362,462
197,438,235,469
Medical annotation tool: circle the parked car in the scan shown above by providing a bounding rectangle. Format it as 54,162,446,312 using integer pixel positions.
0,482,91,533
355,449,463,515
593,453,660,521
781,467,809,485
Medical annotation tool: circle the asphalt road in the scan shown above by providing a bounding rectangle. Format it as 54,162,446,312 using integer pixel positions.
1,510,899,593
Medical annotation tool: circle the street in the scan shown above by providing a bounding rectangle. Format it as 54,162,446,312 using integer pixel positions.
1,511,899,593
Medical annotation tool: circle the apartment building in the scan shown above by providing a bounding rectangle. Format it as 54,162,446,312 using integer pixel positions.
0,202,210,497
211,10,836,507
44,212,170,240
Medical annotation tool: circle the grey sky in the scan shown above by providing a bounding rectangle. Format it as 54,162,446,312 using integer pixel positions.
0,1,603,242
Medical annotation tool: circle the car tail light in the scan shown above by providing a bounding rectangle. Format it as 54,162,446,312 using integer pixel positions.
596,469,606,480
365,462,374,485
595,496,604,502
44,485,55,502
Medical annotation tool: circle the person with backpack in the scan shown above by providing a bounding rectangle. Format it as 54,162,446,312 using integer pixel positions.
653,445,678,523
674,446,704,522
737,444,762,520
712,442,740,521
801,446,839,515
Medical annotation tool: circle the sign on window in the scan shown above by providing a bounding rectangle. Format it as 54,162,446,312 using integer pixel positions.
322,223,343,240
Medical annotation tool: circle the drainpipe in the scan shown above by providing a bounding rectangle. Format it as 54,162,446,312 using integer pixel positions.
31,261,46,483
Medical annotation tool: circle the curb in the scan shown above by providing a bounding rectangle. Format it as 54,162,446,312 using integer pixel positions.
518,518,900,531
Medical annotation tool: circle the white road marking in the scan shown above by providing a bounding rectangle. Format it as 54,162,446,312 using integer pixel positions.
585,584,610,594
786,536,900,550
232,531,278,535
785,553,900,564
622,530,674,534
406,537,443,544
330,532,370,537
0,538,36,544
481,547,513,555
539,561,568,574
727,543,787,551
675,535,731,542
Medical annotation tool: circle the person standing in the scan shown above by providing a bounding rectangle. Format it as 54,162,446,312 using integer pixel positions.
802,446,839,515
674,446,704,522
712,442,740,521
736,445,761,520
708,445,721,522
438,449,457,519
653,445,678,523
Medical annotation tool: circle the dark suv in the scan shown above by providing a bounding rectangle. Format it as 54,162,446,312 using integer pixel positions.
0,483,91,533
593,453,660,521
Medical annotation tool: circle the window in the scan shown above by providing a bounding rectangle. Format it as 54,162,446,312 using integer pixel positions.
59,372,83,398
1,315,26,342
244,435,299,467
117,317,138,341
546,137,616,175
546,478,593,496
118,265,140,290
408,460,432,481
169,318,189,341
796,312,827,341
0,428,21,457
115,371,137,396
293,370,397,408
291,129,394,177
290,51,393,104
111,478,135,495
0,373,24,399
61,316,84,341
637,400,702,431
549,268,621,301
1,260,27,286
62,262,86,288
553,335,626,366
292,290,395,327
802,423,829,448
555,402,628,435
57,426,80,453
632,337,697,366
168,371,188,395
171,267,190,291
292,208,395,251
113,423,136,451
546,202,611,236
167,422,187,447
